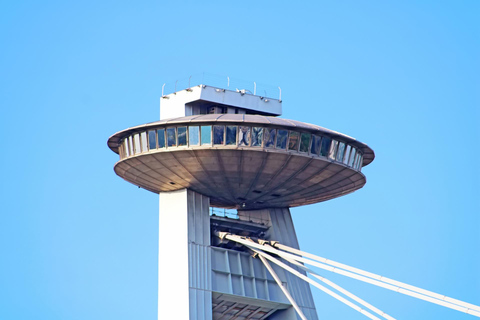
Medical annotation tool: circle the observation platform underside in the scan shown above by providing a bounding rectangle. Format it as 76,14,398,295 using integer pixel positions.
109,114,374,209
114,149,366,209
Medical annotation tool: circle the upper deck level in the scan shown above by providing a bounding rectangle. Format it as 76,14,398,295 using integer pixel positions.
108,77,374,209
160,85,283,120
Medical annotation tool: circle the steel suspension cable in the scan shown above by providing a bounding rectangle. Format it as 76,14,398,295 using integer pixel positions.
279,252,396,320
257,254,308,320
220,233,480,318
272,242,480,313
251,248,382,320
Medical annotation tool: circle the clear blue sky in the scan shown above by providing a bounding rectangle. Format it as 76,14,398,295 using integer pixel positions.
0,1,478,319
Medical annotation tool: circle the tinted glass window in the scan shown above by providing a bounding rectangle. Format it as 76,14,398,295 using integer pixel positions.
201,126,211,145
299,133,311,153
343,145,351,164
320,137,331,157
178,127,187,146
124,139,130,157
148,130,156,150
214,126,225,145
157,129,165,148
328,140,338,160
348,148,356,167
128,136,134,155
239,127,250,146
355,153,363,170
276,130,288,149
133,134,141,154
119,144,124,158
288,131,299,151
252,127,263,147
226,126,237,145
140,132,148,152
264,128,276,148
189,126,199,146
336,142,345,162
167,128,176,147
311,135,321,155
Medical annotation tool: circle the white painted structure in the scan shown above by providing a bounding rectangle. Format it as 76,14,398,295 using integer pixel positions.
160,85,282,120
158,189,211,319
110,82,480,319
109,83,373,319
156,88,316,319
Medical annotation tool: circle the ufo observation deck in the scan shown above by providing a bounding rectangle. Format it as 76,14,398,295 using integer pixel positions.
108,114,374,210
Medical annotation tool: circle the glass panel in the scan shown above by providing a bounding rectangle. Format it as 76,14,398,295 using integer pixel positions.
336,142,345,162
178,126,187,146
358,155,363,170
276,129,288,149
119,144,125,159
167,128,176,147
124,139,130,157
353,153,359,169
251,127,263,147
328,140,338,160
353,153,360,170
348,148,356,167
311,135,321,155
213,125,225,145
288,131,299,151
239,126,250,146
128,136,134,155
133,133,141,154
189,126,199,146
201,126,211,145
299,133,311,153
320,137,331,157
355,153,363,170
140,132,148,152
157,129,165,148
226,126,237,145
264,128,276,148
148,130,156,150
343,145,351,164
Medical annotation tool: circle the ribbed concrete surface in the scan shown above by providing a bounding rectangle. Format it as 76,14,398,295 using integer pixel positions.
114,148,366,209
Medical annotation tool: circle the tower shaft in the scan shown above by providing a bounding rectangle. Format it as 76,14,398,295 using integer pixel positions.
108,81,374,319
158,189,318,319
158,189,211,319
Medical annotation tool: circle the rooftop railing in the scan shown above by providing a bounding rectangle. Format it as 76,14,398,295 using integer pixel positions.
162,72,282,101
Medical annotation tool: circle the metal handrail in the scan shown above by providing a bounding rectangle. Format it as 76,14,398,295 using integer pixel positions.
161,73,282,100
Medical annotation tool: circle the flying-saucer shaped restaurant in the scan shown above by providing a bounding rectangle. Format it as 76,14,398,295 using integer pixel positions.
108,114,374,209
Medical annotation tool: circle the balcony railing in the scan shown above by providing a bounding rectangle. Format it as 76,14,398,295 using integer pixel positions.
162,72,282,100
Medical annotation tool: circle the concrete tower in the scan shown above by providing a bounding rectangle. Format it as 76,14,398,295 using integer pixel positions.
108,83,374,319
